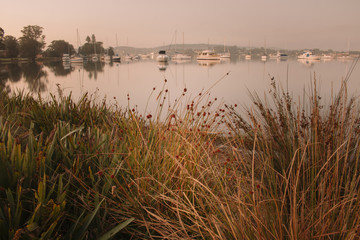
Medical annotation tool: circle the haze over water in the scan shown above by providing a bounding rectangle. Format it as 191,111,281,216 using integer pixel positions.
4,58,360,115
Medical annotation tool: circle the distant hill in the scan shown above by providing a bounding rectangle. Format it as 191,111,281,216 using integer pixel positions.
114,44,227,55
113,44,360,58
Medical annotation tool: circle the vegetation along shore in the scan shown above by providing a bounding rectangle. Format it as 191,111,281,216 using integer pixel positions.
1,69,360,239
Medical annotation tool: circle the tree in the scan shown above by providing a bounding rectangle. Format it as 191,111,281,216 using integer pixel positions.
79,42,104,56
45,40,75,57
4,36,19,58
107,47,115,57
0,27,4,50
86,36,91,43
91,34,96,44
19,25,45,60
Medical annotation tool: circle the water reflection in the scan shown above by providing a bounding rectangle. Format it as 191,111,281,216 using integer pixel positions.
172,59,192,64
22,62,49,92
45,61,72,76
0,64,22,84
197,59,221,67
157,62,168,71
2,57,359,114
297,59,320,67
83,62,105,80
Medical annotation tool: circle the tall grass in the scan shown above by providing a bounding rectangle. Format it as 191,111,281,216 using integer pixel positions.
0,75,359,239
227,77,360,239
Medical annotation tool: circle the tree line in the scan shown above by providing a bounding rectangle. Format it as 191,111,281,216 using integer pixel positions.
0,25,114,61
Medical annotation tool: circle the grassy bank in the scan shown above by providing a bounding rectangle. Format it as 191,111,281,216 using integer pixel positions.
0,78,359,239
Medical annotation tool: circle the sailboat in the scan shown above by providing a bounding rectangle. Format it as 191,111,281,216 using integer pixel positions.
261,38,267,61
220,39,231,59
70,29,84,63
92,41,98,62
245,40,251,60
156,50,170,62
337,40,353,61
172,32,191,61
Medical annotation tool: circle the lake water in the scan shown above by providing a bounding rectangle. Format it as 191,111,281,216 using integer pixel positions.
1,57,360,115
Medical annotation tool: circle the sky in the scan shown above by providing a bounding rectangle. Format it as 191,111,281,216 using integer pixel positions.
1,0,360,51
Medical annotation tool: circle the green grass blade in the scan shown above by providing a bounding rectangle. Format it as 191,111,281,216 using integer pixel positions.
97,217,134,240
73,198,105,240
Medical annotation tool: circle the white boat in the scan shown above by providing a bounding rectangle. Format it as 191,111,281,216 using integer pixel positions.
172,52,191,60
220,39,231,59
269,52,278,59
92,56,99,62
220,52,231,58
156,50,170,62
321,54,333,61
245,54,251,60
337,54,353,61
196,50,221,60
112,55,121,62
62,53,70,62
278,53,288,60
337,40,353,61
125,54,133,61
70,55,84,63
271,51,288,60
261,38,267,61
172,32,192,61
139,54,150,59
297,51,321,60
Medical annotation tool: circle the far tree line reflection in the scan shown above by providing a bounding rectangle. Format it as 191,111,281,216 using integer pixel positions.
0,61,107,92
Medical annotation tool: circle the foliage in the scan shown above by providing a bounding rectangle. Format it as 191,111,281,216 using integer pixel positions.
226,78,360,239
0,27,4,50
79,42,104,56
107,47,115,57
0,75,359,239
19,25,45,60
91,34,96,44
44,40,75,57
3,36,19,58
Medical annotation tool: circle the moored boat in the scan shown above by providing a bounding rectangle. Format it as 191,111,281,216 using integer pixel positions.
62,54,70,62
156,50,170,62
297,51,321,60
70,55,84,63
172,52,191,60
112,55,121,62
196,50,220,60
220,52,231,58
245,54,251,60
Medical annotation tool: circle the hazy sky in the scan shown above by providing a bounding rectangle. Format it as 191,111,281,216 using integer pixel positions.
1,0,360,51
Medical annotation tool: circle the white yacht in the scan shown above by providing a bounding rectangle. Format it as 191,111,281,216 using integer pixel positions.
220,52,231,59
156,50,170,62
196,50,221,60
70,55,84,63
172,52,191,60
297,51,321,60
112,55,121,62
62,54,70,62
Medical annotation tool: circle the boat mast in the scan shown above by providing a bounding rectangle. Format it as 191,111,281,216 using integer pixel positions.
76,28,81,53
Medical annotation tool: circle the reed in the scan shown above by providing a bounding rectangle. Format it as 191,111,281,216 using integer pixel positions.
227,77,360,239
0,75,359,239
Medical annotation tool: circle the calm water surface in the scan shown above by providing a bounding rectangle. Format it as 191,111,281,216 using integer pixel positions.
2,57,360,114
